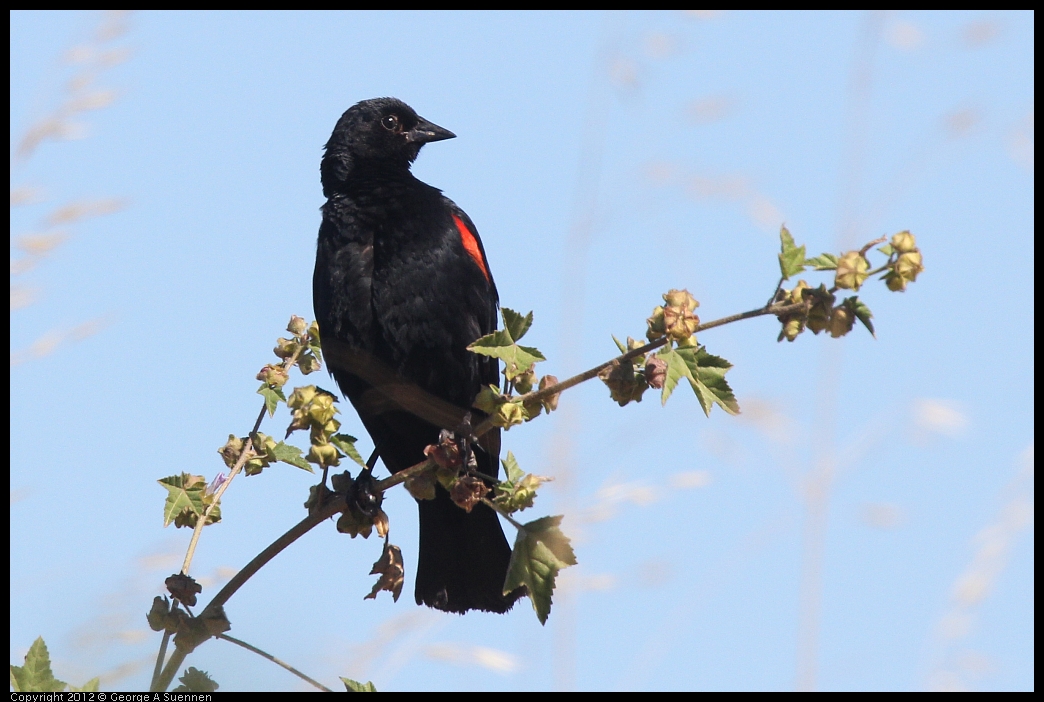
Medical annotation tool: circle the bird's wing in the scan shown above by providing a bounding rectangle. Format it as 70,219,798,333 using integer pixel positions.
444,201,501,463
313,199,375,345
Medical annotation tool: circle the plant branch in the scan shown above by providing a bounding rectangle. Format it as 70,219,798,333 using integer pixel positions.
218,633,333,692
859,235,887,256
180,403,267,576
202,500,343,618
471,299,809,439
180,340,306,576
152,494,344,692
152,648,185,692
374,457,437,493
156,295,817,689
149,628,171,692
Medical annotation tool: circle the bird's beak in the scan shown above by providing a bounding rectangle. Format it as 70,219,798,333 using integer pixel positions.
406,117,456,144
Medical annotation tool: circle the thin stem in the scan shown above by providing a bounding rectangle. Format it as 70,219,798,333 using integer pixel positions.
218,633,333,692
466,468,501,485
865,264,891,278
767,275,786,306
858,235,887,256
150,629,171,692
180,340,306,576
152,647,186,692
481,497,523,530
178,408,258,575
156,339,313,692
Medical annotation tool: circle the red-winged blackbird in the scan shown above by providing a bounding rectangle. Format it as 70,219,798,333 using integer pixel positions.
313,97,522,614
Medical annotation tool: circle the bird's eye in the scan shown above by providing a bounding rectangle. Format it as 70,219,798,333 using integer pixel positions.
381,114,400,132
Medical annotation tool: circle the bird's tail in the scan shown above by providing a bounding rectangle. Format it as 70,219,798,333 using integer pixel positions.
415,484,524,614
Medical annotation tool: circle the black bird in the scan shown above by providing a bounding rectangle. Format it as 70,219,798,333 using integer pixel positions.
313,97,522,614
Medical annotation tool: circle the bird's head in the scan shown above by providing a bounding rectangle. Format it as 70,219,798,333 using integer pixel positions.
321,97,455,195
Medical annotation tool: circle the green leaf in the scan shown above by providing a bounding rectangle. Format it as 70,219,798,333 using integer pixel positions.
805,253,839,271
845,296,876,337
468,333,546,381
503,515,577,625
657,346,694,406
469,328,513,349
158,474,204,528
501,308,534,341
308,336,323,362
10,637,66,692
611,334,628,354
778,225,807,279
342,677,377,692
678,347,740,417
271,441,313,471
331,433,366,467
257,384,286,417
173,667,219,693
501,451,524,483
877,243,895,256
69,678,100,692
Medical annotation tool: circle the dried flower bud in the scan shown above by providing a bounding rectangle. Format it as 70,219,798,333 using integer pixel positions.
663,303,699,343
787,280,811,305
495,400,526,428
423,431,462,470
522,398,543,420
256,432,277,456
663,288,699,312
884,270,908,292
373,509,390,538
307,393,337,425
287,315,308,336
405,470,437,501
256,364,289,388
780,315,805,342
644,355,667,388
244,456,267,476
336,507,373,538
646,305,666,341
538,375,560,412
165,573,202,608
895,251,924,282
450,475,490,513
805,285,835,335
365,543,404,602
891,230,917,254
297,353,320,375
147,596,173,633
513,367,535,395
287,385,317,409
835,251,870,290
274,337,297,359
827,305,855,338
307,442,340,468
218,434,244,468
599,359,648,406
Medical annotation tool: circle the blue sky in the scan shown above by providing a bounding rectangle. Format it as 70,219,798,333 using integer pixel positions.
10,10,1033,692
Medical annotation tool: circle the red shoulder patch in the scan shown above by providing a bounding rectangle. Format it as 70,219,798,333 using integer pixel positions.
452,214,491,283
